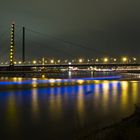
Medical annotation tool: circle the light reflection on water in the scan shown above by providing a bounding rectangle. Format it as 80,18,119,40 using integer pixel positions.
121,81,129,110
32,88,39,120
77,85,85,126
0,80,140,139
6,92,18,128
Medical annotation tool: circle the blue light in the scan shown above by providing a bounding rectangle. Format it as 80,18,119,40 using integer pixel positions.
0,76,122,86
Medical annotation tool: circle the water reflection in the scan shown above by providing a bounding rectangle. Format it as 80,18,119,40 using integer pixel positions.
49,87,63,120
132,81,138,103
121,81,129,110
6,92,19,131
102,81,110,110
32,88,39,120
1,80,140,139
77,85,85,126
112,81,119,104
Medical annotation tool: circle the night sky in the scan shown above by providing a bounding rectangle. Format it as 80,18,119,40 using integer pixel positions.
0,0,140,60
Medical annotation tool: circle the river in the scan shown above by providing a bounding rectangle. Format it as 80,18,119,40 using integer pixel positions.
0,72,140,140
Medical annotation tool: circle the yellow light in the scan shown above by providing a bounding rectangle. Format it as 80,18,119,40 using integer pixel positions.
133,57,137,61
121,81,129,109
113,58,117,62
94,80,100,84
33,60,37,64
14,61,17,64
79,59,83,63
13,77,18,82
122,57,127,62
18,61,22,64
17,77,22,82
32,83,37,88
104,58,108,62
50,60,54,63
49,79,56,83
96,59,99,62
32,78,37,81
42,74,45,78
77,80,84,84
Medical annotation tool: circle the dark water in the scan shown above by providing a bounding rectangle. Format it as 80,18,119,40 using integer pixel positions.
0,79,140,140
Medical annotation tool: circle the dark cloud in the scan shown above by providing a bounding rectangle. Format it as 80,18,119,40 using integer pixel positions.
0,0,140,60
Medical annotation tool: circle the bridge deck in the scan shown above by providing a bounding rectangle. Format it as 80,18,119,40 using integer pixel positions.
0,63,140,68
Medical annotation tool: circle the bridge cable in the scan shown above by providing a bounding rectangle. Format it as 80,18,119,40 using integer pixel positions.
25,28,113,57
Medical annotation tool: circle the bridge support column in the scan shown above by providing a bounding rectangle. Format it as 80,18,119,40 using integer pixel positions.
9,23,15,66
22,27,25,63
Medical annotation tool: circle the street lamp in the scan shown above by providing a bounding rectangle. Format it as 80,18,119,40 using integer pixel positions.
95,59,99,62
79,59,83,63
133,57,137,61
33,60,37,64
18,61,22,64
122,57,127,62
113,58,117,62
57,60,61,63
104,58,108,63
50,59,54,64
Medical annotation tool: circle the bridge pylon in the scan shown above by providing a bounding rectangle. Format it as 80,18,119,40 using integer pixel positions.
9,23,15,66
22,27,25,63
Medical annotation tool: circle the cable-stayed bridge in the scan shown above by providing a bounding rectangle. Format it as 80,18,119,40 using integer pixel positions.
0,23,140,73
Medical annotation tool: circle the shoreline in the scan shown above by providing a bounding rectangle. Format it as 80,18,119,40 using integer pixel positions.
0,75,139,90
77,105,140,140
0,75,121,90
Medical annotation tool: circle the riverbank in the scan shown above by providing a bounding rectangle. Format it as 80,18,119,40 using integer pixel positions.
77,105,140,140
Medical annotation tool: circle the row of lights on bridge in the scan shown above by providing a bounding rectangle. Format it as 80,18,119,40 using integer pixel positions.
28,57,137,64
1,57,137,65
